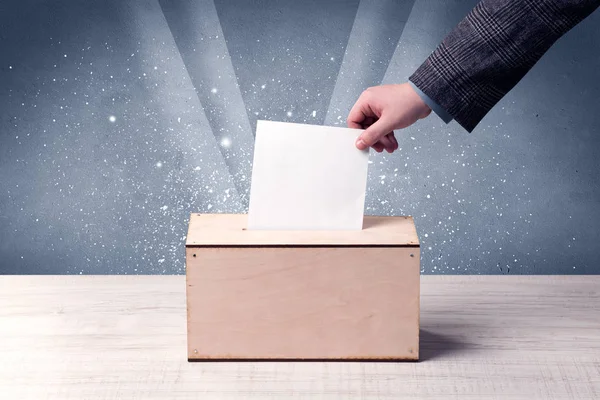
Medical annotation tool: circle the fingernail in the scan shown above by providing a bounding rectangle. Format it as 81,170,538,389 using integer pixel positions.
356,139,366,149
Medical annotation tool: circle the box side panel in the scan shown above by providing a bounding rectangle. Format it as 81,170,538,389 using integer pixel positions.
186,246,419,360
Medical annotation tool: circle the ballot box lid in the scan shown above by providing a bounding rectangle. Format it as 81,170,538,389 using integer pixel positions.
186,213,419,247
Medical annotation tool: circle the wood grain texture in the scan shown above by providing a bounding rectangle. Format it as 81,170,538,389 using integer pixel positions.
186,213,420,246
1,276,599,399
186,247,420,360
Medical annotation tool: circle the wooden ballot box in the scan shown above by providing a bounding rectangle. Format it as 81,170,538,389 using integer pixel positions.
185,213,420,361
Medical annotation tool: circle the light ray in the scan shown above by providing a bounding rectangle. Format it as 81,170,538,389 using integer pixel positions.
159,0,255,207
325,0,417,126
382,0,479,85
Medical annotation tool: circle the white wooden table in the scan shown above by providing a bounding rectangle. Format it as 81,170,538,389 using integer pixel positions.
1,276,599,399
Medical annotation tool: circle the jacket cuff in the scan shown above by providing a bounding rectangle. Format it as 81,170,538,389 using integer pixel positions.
408,81,453,124
409,58,485,133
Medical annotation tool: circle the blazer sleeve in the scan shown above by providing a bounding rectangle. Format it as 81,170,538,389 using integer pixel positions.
409,0,600,132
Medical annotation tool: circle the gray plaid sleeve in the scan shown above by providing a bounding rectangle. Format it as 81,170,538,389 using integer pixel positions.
409,0,600,132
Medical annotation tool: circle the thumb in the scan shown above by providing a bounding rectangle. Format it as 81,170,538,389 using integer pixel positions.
355,116,395,150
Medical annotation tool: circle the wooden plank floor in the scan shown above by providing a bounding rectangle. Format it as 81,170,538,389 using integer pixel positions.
0,275,599,399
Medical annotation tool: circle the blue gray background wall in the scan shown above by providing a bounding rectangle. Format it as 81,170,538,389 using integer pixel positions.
1,0,599,274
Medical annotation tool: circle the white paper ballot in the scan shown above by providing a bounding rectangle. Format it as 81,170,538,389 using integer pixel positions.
248,120,370,230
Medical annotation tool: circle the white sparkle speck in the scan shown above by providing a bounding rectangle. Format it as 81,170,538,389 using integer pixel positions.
108,115,116,123
287,111,293,117
261,84,266,89
330,57,334,61
312,110,316,117
220,137,232,148
156,161,163,168
211,88,218,94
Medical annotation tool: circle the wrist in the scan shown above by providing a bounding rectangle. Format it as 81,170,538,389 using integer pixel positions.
405,83,432,119
408,81,452,123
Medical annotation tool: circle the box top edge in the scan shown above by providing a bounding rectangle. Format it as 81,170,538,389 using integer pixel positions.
186,213,420,247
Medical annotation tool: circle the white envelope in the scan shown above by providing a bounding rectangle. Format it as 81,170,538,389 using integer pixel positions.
248,120,370,230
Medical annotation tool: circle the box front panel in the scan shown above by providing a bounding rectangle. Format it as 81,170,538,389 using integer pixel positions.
186,246,419,360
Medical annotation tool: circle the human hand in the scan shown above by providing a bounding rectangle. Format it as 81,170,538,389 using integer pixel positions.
347,83,432,153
